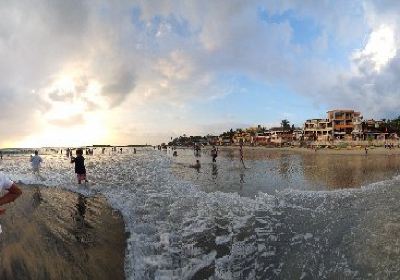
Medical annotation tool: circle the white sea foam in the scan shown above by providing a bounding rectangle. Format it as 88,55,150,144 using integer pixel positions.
1,148,400,279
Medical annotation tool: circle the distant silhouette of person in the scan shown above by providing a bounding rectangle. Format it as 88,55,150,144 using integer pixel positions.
190,160,201,171
211,146,218,162
239,172,245,191
239,143,245,165
194,144,201,157
240,173,245,184
71,149,88,185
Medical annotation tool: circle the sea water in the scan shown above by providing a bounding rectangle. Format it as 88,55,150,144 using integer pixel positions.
1,148,400,279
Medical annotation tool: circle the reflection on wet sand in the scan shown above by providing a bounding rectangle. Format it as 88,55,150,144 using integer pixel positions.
212,163,218,180
32,186,42,208
74,194,89,243
0,185,125,280
171,148,400,195
300,154,400,189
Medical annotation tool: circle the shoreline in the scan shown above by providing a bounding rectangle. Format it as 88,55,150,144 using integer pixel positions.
0,184,126,279
185,145,400,156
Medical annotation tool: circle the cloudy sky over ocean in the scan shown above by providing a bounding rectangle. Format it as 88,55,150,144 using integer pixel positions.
1,0,400,147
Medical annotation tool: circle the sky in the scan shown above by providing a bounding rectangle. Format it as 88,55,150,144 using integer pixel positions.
2,0,400,147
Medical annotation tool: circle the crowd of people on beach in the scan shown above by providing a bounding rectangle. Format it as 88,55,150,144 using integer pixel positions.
164,141,252,171
0,146,134,193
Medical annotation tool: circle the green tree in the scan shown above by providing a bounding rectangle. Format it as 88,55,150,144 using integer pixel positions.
281,119,291,130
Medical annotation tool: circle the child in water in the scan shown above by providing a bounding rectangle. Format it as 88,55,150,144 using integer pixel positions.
71,149,88,184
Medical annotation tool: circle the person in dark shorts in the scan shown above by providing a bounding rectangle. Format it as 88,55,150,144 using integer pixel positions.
71,149,88,184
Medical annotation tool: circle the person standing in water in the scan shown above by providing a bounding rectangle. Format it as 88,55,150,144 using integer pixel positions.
30,150,43,177
190,160,201,171
71,149,88,185
239,142,246,167
211,146,218,162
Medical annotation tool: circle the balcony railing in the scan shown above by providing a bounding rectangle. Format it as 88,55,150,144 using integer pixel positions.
304,128,333,131
334,124,353,129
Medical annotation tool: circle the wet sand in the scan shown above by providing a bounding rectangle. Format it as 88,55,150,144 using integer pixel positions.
0,185,126,280
215,145,400,156
171,146,400,195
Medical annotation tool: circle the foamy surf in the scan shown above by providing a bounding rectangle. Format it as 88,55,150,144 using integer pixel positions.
1,148,400,279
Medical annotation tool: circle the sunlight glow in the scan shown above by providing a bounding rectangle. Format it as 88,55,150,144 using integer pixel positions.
54,75,76,93
353,24,397,72
15,73,111,147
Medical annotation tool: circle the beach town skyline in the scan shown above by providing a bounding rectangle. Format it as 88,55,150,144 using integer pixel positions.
2,1,400,148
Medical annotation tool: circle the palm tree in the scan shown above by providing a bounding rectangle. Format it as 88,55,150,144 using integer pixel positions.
281,119,290,130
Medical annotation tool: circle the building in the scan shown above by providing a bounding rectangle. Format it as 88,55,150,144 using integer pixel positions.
303,119,333,141
351,115,364,140
233,132,252,145
292,130,304,141
270,130,293,145
206,136,219,145
304,110,364,141
363,119,388,140
252,132,271,145
218,137,232,145
327,110,361,140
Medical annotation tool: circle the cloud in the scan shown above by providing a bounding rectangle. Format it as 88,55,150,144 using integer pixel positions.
322,2,400,119
2,0,400,146
48,114,84,127
102,68,136,107
48,89,74,103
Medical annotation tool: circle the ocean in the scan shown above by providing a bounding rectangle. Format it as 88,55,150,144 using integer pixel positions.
2,147,400,279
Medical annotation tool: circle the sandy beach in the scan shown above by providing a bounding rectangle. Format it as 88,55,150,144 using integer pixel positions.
0,185,126,280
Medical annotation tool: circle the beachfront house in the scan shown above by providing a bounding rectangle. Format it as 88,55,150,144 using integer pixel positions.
233,131,252,145
252,132,272,146
363,119,388,140
303,119,333,141
292,129,304,141
351,115,364,140
206,136,219,146
218,137,232,146
328,109,361,140
270,130,293,145
303,109,397,144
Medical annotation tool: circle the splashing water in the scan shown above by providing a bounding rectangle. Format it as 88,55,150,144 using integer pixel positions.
2,148,400,279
